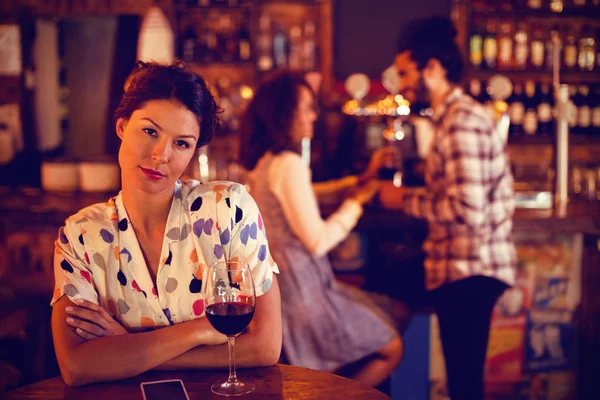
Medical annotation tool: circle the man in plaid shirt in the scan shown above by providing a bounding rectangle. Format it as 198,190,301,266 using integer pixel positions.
394,17,516,400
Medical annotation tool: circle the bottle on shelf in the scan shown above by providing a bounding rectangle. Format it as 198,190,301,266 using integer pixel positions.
273,23,288,69
569,85,580,134
238,23,252,62
509,83,525,137
469,18,484,69
578,85,591,135
483,20,498,70
468,78,484,102
514,22,529,70
563,25,579,70
181,23,198,62
596,28,600,71
573,0,587,8
218,14,237,63
256,14,273,71
591,85,600,135
537,83,554,135
303,21,317,71
550,0,564,12
498,21,514,69
545,25,561,71
530,25,545,69
523,80,539,136
288,25,302,70
200,28,218,63
527,0,544,10
499,0,514,11
578,25,596,71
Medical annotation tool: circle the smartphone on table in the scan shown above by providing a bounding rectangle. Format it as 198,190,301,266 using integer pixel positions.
140,379,190,400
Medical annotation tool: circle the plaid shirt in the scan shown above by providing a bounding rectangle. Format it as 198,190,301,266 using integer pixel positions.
403,88,516,290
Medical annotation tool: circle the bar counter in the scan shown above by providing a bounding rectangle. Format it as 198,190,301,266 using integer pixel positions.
0,186,598,398
1,187,599,234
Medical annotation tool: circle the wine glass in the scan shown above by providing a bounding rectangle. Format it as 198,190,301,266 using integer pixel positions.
203,260,256,396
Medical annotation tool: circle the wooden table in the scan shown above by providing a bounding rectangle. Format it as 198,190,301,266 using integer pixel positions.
6,364,390,400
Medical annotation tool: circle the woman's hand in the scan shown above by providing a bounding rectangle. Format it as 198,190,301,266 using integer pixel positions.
350,181,380,205
192,317,228,346
65,299,129,340
358,147,396,184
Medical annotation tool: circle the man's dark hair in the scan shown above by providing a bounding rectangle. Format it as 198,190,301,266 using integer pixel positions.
114,60,220,148
396,16,464,84
238,72,314,171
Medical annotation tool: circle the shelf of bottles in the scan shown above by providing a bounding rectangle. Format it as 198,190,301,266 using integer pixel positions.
176,0,320,72
175,0,322,136
466,0,600,142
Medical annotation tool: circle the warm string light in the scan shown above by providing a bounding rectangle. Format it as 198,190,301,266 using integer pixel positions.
342,95,410,117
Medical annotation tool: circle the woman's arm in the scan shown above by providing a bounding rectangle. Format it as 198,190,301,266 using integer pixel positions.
271,153,363,257
156,275,282,369
312,176,358,196
51,295,226,386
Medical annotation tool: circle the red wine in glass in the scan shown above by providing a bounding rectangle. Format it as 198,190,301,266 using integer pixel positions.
205,302,255,336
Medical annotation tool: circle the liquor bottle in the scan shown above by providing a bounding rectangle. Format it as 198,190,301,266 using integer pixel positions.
469,19,484,69
181,24,198,62
530,25,545,69
303,21,317,71
509,83,525,137
573,0,587,8
288,26,302,70
218,15,237,63
469,78,483,102
596,28,600,71
256,14,273,71
563,26,579,70
527,0,543,9
523,80,539,135
578,25,596,71
238,23,251,62
545,25,561,71
498,22,513,69
483,20,498,70
550,0,564,11
537,83,554,135
591,85,600,135
569,85,579,134
578,86,591,135
273,23,288,69
470,78,492,109
499,0,514,11
514,22,529,70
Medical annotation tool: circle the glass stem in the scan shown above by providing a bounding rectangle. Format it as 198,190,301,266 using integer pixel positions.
226,336,238,384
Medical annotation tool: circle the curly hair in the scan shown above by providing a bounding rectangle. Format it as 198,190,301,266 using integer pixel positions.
396,17,464,84
238,72,314,170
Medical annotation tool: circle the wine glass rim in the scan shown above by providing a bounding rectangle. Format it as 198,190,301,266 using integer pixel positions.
209,260,250,269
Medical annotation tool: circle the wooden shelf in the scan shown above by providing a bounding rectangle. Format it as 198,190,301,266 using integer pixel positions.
175,4,253,12
466,69,600,84
508,135,600,146
471,9,600,20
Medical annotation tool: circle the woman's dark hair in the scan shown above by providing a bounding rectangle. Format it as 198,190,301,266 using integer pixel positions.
114,60,220,147
396,16,464,84
238,72,314,171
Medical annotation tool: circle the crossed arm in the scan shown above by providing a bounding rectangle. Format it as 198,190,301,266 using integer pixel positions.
51,276,282,387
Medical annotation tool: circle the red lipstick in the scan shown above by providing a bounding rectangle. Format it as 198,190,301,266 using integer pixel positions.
140,167,165,180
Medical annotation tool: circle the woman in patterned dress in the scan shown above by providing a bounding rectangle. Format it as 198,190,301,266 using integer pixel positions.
50,61,281,386
239,72,404,388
